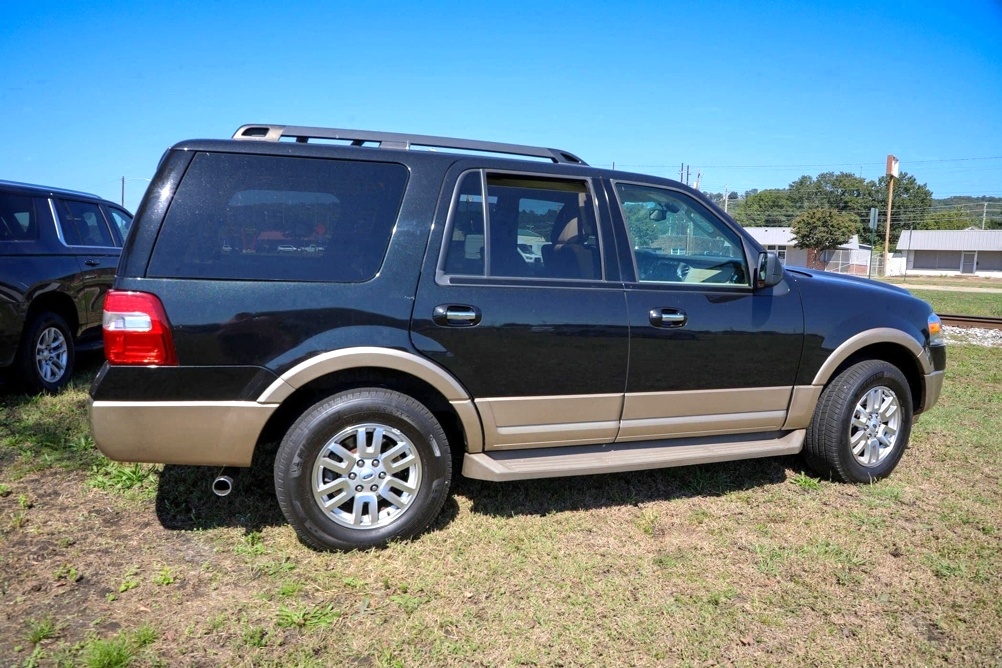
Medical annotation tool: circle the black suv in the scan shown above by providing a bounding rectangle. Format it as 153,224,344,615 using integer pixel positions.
89,125,946,551
1,180,132,392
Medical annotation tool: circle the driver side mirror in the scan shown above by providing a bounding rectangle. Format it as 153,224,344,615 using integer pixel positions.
756,251,784,289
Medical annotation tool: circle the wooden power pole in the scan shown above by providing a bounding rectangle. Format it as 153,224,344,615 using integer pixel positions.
883,155,899,276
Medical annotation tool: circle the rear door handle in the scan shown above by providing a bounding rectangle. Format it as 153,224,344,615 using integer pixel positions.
84,259,100,267
649,308,687,328
433,305,482,327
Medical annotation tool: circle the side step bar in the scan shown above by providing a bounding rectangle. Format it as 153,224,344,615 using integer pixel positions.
462,430,805,481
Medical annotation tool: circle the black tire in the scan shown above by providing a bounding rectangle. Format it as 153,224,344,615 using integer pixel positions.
804,360,913,483
274,388,452,551
17,311,75,394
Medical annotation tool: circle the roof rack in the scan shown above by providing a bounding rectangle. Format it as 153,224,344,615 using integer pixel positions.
232,124,587,165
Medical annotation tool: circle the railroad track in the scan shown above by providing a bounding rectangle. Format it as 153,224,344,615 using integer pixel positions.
939,314,1002,330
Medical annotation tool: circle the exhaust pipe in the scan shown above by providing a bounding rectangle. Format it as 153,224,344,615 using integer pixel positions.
212,467,239,497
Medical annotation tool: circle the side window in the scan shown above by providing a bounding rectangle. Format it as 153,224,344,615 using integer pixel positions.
147,153,409,282
0,192,38,241
105,207,133,245
442,172,601,280
616,184,748,286
56,199,116,247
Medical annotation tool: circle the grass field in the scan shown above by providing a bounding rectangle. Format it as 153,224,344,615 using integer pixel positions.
906,289,1002,317
883,275,1002,289
1,345,1000,667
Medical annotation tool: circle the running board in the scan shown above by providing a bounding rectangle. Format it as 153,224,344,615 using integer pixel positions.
462,430,805,481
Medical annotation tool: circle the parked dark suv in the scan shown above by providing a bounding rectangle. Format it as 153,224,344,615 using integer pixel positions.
89,125,946,551
1,180,132,392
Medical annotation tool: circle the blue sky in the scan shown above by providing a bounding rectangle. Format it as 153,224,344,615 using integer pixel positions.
1,1,1000,212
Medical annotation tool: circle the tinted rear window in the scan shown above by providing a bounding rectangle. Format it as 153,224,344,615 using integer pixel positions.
147,153,408,282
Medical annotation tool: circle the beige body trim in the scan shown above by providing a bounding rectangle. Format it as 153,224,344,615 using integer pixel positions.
89,399,273,467
463,429,805,481
255,347,484,453
921,371,945,413
782,385,824,430
258,347,472,403
813,328,929,386
477,394,622,450
617,386,790,442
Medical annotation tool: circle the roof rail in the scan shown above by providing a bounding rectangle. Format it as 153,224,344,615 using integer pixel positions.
232,124,588,165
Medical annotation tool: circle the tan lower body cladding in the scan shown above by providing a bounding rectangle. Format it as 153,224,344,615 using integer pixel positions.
476,386,798,451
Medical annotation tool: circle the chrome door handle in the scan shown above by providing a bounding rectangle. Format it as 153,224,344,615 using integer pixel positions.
433,305,482,327
649,308,687,328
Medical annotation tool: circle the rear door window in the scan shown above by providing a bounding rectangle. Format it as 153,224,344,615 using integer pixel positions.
55,199,117,248
441,172,602,281
147,153,409,282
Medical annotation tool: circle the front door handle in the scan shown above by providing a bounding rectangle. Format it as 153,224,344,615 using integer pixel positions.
83,259,100,267
649,308,687,328
433,305,482,327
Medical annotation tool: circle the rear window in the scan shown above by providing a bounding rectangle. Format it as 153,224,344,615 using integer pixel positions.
147,153,408,282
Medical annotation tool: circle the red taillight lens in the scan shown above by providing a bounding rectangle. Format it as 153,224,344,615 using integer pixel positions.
102,290,178,366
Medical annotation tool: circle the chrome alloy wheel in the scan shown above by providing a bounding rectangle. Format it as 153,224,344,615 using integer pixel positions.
849,386,901,467
311,423,422,529
35,326,69,384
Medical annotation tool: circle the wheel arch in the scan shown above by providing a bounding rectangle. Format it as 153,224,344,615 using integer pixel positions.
253,348,484,468
24,291,79,338
812,329,928,413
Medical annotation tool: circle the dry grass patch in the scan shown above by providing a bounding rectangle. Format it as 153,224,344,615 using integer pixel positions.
1,346,1000,666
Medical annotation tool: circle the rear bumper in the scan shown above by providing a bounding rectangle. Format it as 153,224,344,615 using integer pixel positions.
89,399,274,466
920,370,945,414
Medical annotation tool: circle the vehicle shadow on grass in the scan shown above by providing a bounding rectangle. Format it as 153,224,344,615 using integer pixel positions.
455,455,798,518
153,449,796,539
155,444,287,534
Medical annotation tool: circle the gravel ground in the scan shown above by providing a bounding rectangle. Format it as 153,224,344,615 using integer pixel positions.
943,325,1002,347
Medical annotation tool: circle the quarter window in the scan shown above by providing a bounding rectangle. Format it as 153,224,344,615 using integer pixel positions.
0,193,38,241
148,153,408,282
443,172,601,280
616,184,748,286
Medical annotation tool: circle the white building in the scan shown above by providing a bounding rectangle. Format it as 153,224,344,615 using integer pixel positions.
743,227,871,275
896,229,1002,277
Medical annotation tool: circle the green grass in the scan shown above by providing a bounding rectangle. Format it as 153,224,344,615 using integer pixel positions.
1,345,1000,666
907,289,1002,317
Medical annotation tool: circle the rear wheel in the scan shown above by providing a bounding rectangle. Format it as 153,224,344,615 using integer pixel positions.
274,388,452,551
804,360,913,483
17,312,75,393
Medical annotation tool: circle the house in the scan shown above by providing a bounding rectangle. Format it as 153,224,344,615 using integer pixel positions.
896,229,1002,277
743,227,871,275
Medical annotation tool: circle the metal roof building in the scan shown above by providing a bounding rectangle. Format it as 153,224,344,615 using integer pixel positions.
895,229,1002,276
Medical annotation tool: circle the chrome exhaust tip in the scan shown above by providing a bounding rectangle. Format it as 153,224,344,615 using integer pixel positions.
212,467,239,497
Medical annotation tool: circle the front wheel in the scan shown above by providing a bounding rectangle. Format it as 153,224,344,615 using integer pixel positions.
17,312,75,393
274,388,452,551
804,360,913,483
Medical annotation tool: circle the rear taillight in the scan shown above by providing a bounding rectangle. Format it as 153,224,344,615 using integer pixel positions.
102,290,178,366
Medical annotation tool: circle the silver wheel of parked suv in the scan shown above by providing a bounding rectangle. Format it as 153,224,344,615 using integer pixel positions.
804,360,913,483
275,388,452,551
18,312,75,393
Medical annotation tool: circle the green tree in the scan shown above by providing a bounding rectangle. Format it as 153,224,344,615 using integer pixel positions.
920,207,978,230
734,189,791,227
791,208,858,269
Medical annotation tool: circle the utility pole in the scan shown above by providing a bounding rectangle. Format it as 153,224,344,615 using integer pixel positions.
679,163,684,182
693,169,701,190
685,166,690,186
723,185,729,213
121,176,125,207
883,155,899,276
983,202,988,229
